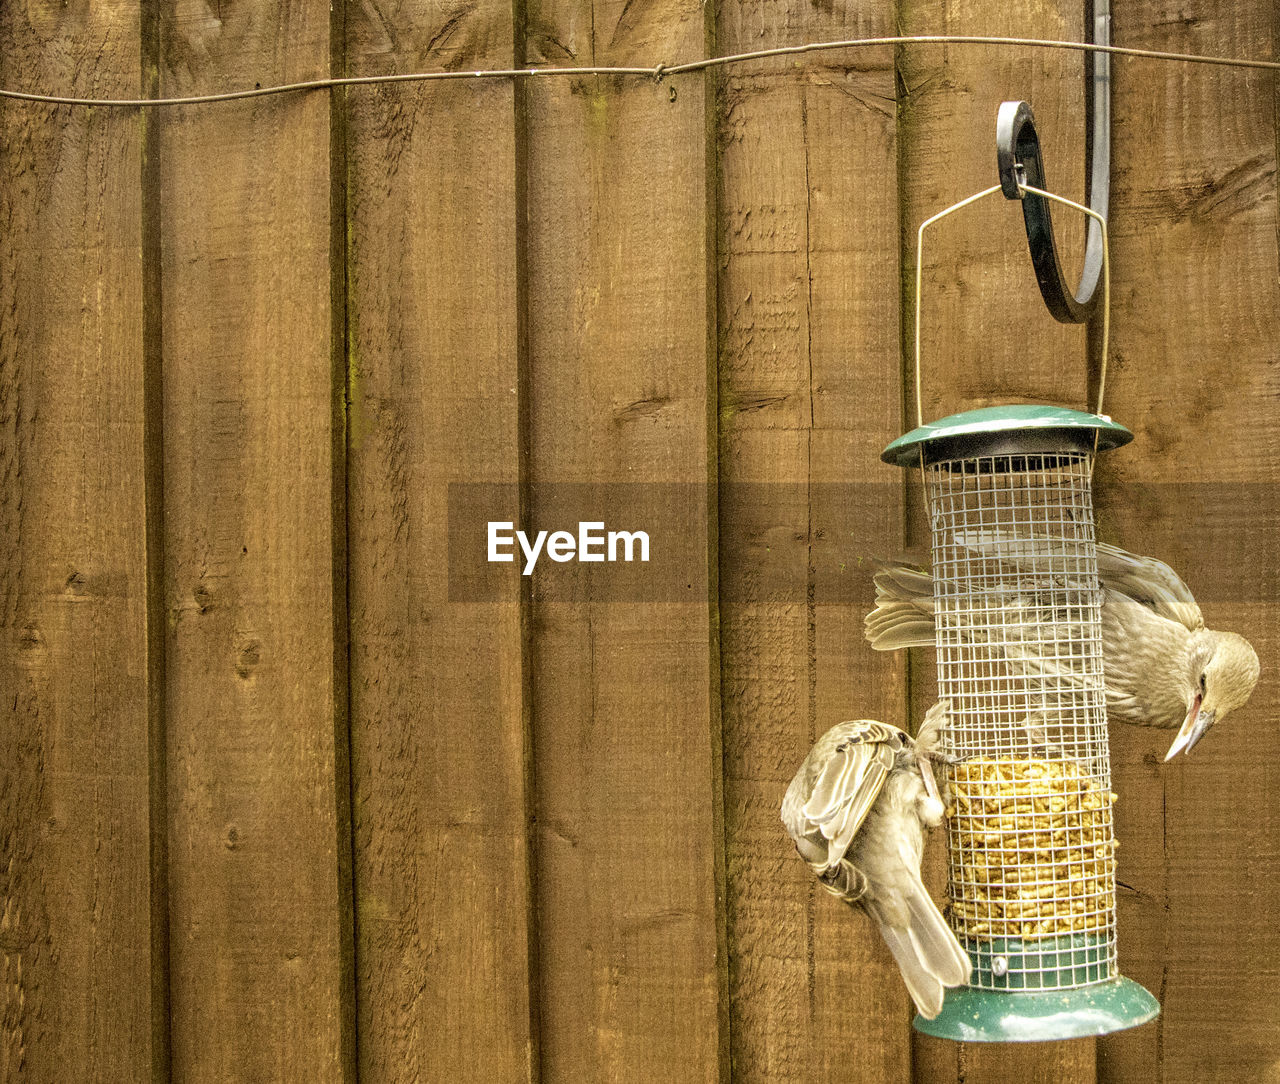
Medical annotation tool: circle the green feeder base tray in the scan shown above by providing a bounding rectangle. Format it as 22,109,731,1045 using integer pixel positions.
913,978,1160,1042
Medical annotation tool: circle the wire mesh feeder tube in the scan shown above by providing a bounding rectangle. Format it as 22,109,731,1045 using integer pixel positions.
933,451,1115,980
883,406,1159,1042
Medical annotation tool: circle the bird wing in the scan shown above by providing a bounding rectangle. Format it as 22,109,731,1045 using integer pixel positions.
867,540,1204,635
952,531,1205,631
1094,542,1204,631
798,720,901,867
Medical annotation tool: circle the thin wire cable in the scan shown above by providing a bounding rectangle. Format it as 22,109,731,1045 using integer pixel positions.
664,34,1280,76
913,182,1111,427
0,65,655,108
1,34,1277,109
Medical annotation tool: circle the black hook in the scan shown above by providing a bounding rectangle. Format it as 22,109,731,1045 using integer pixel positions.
996,2,1110,324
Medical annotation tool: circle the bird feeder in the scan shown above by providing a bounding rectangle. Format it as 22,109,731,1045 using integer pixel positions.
880,97,1160,1040
884,408,1158,1040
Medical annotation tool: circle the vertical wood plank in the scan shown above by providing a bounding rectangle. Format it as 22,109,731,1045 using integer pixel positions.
158,2,351,1077
715,3,910,1079
345,2,537,1080
1097,7,1280,1082
0,4,158,1079
523,4,726,1079
895,5,1096,1081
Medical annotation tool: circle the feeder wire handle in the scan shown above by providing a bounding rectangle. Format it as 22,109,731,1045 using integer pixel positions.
913,183,1110,428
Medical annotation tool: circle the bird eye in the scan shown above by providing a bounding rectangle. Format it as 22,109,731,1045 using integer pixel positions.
1199,673,1207,694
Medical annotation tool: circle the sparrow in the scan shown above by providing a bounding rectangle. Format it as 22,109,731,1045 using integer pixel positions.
864,542,1259,761
781,701,971,1018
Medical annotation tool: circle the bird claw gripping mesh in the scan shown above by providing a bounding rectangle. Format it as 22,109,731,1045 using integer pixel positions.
818,858,870,903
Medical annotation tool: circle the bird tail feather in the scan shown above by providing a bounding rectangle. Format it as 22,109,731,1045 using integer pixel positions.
865,565,936,651
871,875,971,1020
903,876,971,989
877,923,946,1019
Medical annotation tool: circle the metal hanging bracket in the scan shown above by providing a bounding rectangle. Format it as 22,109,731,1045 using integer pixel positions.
996,3,1111,323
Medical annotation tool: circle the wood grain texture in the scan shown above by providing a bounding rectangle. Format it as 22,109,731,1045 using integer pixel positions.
157,1,352,1077
523,0,726,1078
6,5,1280,1081
895,2,1096,1081
715,0,911,1078
0,3,157,1079
1096,5,1280,1082
345,1,537,1080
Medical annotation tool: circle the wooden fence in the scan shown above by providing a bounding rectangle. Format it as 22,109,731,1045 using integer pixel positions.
2,0,1277,1080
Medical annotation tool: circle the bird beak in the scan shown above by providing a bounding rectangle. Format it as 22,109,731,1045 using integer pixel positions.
1165,696,1214,761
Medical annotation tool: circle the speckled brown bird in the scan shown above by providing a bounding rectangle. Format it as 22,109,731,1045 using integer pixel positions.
864,542,1259,761
781,702,970,1018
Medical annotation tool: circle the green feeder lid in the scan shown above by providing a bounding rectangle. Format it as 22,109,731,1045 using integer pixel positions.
913,978,1160,1043
882,405,1133,468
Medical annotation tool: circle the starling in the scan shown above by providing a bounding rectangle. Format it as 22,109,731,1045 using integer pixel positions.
864,542,1259,761
781,702,970,1018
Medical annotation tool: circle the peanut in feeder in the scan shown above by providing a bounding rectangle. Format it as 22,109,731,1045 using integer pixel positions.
878,98,1160,1042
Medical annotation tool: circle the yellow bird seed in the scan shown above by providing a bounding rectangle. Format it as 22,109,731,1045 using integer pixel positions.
944,757,1117,940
